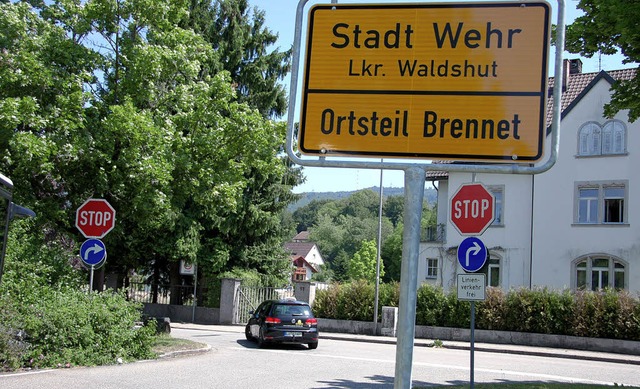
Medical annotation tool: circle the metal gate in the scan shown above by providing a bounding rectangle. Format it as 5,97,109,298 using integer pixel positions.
233,285,294,324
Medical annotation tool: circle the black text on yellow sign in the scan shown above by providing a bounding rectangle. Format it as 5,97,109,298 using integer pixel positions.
298,2,551,161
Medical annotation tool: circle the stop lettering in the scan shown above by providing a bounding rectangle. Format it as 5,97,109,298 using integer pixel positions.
78,210,112,227
453,198,491,219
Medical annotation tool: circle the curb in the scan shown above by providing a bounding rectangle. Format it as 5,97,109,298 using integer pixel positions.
170,324,640,366
319,334,640,366
157,343,212,359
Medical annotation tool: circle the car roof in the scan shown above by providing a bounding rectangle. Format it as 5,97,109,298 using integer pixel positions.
269,298,309,305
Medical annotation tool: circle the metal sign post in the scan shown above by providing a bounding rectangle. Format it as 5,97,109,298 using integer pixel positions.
394,167,425,388
458,270,487,389
89,265,95,293
287,1,566,388
471,301,476,388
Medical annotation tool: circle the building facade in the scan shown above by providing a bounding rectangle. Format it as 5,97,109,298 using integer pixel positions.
419,60,639,294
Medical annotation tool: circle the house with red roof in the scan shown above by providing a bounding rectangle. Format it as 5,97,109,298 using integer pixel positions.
421,59,639,293
284,231,325,281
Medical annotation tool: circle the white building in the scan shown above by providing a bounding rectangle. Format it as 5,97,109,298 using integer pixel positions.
419,60,639,294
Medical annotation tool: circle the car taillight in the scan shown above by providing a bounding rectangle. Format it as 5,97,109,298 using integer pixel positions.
305,318,317,325
265,317,281,324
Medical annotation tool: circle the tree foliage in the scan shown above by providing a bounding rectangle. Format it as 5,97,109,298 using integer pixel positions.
348,239,384,282
564,0,640,121
296,189,435,282
0,0,302,290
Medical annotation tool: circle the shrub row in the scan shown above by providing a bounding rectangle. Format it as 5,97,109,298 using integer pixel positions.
313,282,640,341
1,223,158,371
0,287,156,371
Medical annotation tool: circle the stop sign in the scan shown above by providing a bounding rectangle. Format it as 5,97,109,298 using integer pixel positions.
450,183,495,236
75,198,116,238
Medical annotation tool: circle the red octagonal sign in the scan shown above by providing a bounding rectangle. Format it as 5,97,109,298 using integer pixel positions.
450,183,495,236
75,198,116,238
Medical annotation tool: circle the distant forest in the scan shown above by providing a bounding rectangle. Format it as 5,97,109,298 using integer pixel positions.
289,186,438,212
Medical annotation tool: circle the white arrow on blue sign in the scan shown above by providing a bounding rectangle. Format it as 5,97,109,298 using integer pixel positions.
457,237,487,273
80,238,107,267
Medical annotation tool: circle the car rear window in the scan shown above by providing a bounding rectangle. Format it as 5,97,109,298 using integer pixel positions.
273,304,311,316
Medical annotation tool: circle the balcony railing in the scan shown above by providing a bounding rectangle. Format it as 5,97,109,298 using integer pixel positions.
423,224,446,242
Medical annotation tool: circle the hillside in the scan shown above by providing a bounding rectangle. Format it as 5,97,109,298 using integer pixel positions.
289,186,437,212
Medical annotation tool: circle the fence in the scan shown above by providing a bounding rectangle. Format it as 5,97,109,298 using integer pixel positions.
127,282,213,306
233,285,295,324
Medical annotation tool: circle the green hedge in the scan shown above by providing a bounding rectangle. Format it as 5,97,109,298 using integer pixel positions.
0,224,157,371
313,282,640,341
0,287,156,370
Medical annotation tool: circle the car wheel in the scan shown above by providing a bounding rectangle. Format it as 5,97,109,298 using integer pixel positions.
245,325,253,341
257,328,266,348
308,342,318,350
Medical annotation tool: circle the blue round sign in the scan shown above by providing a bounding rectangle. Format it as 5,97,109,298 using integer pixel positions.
80,239,106,267
457,237,487,273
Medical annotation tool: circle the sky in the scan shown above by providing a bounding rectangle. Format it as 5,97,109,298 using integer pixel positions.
248,0,636,193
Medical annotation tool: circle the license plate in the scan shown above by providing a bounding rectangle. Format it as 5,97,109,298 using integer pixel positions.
283,331,302,337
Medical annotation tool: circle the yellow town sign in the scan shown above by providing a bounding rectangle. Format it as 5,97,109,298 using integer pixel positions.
298,2,551,162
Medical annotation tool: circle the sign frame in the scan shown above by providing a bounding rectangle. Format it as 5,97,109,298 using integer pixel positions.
298,1,551,162
450,182,496,236
457,237,488,273
457,273,486,301
75,198,116,239
80,238,107,267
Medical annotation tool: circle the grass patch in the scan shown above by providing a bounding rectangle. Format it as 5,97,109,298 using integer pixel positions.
426,384,639,388
152,334,207,356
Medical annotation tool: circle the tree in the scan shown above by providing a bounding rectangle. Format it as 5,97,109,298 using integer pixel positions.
308,193,394,281
348,239,384,282
381,224,403,282
383,195,404,227
182,0,291,118
564,0,640,121
291,198,332,232
1,0,299,294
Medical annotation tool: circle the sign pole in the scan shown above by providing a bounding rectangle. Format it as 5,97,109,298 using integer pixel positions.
470,301,476,389
89,264,95,294
192,264,198,323
394,167,425,389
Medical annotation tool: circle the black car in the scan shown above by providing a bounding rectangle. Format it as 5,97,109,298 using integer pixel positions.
245,298,319,349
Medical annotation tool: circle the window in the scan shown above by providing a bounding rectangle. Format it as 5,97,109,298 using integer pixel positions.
573,255,627,291
578,120,626,156
479,253,500,287
489,186,504,226
575,181,627,224
426,258,438,279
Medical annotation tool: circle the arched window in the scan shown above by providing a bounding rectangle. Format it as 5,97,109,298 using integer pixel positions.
573,255,627,291
578,120,626,156
578,122,601,156
479,253,501,287
602,120,626,154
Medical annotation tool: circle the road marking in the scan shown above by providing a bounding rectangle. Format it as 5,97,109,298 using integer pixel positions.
0,370,53,378
229,346,628,387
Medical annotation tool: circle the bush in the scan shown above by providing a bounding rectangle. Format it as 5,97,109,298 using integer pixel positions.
314,281,640,341
476,287,506,330
0,224,156,370
0,296,27,371
0,287,156,369
501,288,574,334
415,284,446,326
314,280,377,321
572,289,640,339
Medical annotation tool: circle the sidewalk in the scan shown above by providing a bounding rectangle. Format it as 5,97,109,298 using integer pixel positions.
170,322,640,365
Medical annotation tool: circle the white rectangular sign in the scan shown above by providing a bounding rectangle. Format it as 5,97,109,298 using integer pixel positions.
457,273,486,301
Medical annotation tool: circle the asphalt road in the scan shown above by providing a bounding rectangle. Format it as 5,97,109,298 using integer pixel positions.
1,325,639,388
